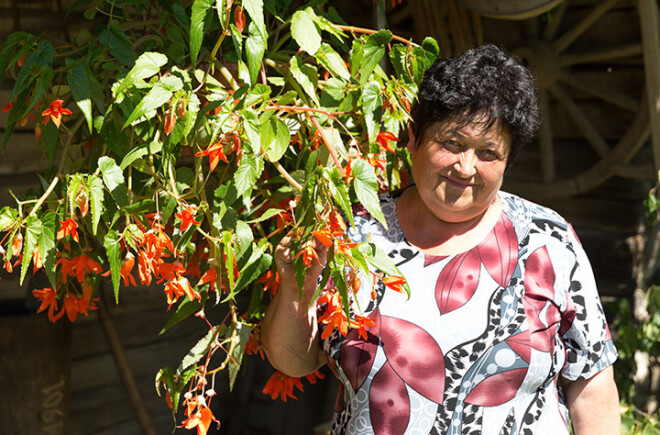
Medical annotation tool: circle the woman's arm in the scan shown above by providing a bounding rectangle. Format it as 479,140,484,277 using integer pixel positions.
563,366,620,435
260,234,327,377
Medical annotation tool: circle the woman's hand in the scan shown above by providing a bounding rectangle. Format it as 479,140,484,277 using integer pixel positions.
563,366,620,434
274,233,328,299
259,233,329,377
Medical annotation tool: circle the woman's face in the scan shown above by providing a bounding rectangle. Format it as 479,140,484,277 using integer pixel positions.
407,118,510,224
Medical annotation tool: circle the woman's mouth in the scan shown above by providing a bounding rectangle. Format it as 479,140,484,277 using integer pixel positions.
443,176,475,189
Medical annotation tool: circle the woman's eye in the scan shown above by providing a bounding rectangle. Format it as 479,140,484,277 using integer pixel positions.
477,149,500,161
443,141,463,152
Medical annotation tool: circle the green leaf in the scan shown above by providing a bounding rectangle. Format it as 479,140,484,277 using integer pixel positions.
315,43,350,81
115,52,168,96
242,0,266,37
362,80,382,144
247,208,283,223
98,156,128,207
228,322,251,391
66,59,93,133
233,154,263,197
326,168,354,228
351,158,386,227
0,208,19,232
160,298,203,334
261,115,290,162
120,140,163,170
99,25,137,66
291,9,321,55
123,76,182,128
232,245,270,292
88,176,104,235
361,30,392,84
242,109,261,154
21,216,41,285
39,211,57,288
177,326,220,374
235,220,253,255
245,21,266,86
215,0,228,31
190,0,213,67
289,55,319,105
0,32,32,87
104,230,121,303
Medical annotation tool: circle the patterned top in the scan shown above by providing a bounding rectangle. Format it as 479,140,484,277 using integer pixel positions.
320,191,617,435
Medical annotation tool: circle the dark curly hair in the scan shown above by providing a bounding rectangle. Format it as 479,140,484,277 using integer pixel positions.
412,44,540,169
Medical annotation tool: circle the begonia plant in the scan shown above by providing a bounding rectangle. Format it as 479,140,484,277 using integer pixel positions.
0,0,437,430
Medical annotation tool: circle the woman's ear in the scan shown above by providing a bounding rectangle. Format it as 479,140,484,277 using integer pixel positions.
406,125,416,153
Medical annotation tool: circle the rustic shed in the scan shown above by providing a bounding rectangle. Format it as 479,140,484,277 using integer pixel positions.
0,0,658,434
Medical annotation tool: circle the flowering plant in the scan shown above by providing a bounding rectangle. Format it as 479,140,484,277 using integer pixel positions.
0,0,436,431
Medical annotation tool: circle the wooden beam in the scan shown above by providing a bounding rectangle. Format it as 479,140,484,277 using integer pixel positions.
638,0,660,174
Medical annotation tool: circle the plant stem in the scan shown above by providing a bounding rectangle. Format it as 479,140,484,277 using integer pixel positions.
334,24,418,46
309,114,344,175
266,105,350,116
26,177,60,219
273,161,302,192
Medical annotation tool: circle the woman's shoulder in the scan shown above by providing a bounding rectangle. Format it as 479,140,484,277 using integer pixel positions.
499,190,569,228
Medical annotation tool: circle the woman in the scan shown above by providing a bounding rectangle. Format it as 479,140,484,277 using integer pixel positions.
260,44,620,434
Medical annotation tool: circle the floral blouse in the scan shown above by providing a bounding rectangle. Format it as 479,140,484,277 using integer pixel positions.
320,191,617,435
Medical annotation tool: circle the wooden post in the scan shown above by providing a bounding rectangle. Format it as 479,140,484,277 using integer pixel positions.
639,0,660,174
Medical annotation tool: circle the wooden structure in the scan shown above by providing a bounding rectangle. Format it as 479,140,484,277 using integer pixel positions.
1,0,659,433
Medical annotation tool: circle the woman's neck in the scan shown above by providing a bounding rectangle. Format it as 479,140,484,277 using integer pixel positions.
396,186,502,256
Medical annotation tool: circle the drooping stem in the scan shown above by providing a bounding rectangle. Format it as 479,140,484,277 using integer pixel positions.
309,114,343,175
273,161,302,192
334,24,417,46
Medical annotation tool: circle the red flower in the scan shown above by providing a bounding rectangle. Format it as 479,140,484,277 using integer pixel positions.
381,274,407,293
57,218,79,243
256,269,280,296
175,205,201,232
234,5,246,33
376,131,400,154
262,370,305,402
41,99,72,128
33,287,64,322
2,101,14,112
196,142,228,172
293,241,320,267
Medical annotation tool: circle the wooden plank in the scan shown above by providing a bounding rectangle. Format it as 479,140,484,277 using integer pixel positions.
638,0,660,173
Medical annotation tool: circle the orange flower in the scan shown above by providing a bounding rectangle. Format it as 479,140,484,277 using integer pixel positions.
328,210,347,232
120,252,137,286
163,107,176,135
245,331,265,359
182,407,214,435
317,291,350,339
32,247,43,272
197,267,218,293
175,205,201,233
256,269,280,296
234,5,246,32
12,233,23,257
304,370,325,384
195,141,228,172
376,131,399,154
262,370,305,402
312,228,334,248
164,276,200,309
41,99,72,128
77,283,98,316
63,292,80,322
157,259,186,282
33,287,64,322
57,218,79,242
350,315,376,340
2,101,14,112
382,275,407,293
293,241,320,267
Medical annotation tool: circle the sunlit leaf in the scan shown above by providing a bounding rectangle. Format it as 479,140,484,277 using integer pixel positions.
39,211,57,288
245,21,266,85
123,76,182,128
351,158,385,227
190,0,213,67
21,216,41,285
290,54,319,105
261,115,290,162
291,9,321,55
177,325,220,374
115,52,168,96
104,230,121,303
67,59,94,133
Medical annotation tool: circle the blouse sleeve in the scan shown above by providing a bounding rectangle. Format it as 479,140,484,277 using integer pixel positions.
559,225,618,381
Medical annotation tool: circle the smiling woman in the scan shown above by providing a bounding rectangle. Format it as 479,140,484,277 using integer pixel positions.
261,44,621,435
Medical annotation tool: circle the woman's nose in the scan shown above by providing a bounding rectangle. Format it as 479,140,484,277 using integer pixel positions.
453,150,478,177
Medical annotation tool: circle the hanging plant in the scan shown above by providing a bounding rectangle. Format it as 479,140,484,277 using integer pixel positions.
0,0,438,431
